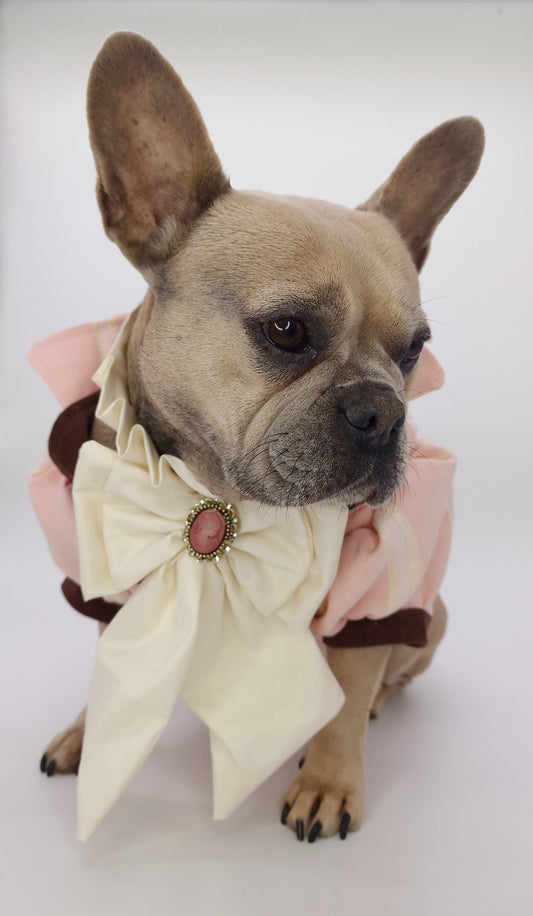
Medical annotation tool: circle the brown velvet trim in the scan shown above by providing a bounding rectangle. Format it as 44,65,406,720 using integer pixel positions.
49,395,121,624
323,608,431,649
48,391,100,481
61,578,122,625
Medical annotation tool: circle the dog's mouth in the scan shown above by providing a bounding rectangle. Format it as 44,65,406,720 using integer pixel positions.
228,434,407,508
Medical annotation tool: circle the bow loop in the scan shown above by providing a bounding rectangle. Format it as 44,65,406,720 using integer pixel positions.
221,502,347,624
74,438,194,597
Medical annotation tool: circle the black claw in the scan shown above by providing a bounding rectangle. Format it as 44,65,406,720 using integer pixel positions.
296,819,305,842
46,759,56,778
281,802,291,825
369,710,377,721
73,763,79,776
308,820,322,844
339,812,351,840
298,756,305,769
40,754,48,774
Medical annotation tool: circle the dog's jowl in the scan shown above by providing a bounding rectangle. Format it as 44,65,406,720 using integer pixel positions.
30,32,484,842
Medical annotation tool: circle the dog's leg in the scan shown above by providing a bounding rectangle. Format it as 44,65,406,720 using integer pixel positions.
40,622,107,777
40,707,86,777
281,643,391,841
371,596,448,718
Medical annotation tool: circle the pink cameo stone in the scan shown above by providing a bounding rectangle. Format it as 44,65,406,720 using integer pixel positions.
188,508,227,555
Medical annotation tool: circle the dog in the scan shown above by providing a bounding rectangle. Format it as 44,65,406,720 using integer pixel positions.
35,32,484,842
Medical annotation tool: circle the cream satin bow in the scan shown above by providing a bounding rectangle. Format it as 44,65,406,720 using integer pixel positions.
72,314,347,841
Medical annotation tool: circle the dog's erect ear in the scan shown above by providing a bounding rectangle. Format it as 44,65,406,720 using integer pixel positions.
87,32,230,270
359,117,484,270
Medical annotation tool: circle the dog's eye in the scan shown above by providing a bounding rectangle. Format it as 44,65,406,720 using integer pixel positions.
400,337,425,372
263,318,308,352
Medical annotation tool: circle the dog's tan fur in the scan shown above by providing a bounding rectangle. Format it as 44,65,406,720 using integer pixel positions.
42,33,483,840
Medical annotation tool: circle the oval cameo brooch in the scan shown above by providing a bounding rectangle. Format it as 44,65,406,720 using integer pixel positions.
183,498,238,562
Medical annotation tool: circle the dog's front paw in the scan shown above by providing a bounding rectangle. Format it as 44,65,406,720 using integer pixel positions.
281,763,363,843
40,709,85,777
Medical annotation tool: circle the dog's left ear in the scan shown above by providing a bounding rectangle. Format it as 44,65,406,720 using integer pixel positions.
359,117,484,270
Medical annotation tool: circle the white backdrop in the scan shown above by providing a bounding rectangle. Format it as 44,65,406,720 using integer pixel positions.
1,2,532,914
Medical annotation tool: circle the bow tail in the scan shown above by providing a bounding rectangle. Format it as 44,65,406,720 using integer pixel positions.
77,562,200,841
182,606,345,820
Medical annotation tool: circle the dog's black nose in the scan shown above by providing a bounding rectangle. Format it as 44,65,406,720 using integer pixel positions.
338,383,405,446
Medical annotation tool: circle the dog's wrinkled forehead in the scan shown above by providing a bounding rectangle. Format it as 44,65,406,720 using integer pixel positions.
161,189,422,356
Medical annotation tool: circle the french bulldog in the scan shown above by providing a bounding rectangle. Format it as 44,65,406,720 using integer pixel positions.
39,32,484,842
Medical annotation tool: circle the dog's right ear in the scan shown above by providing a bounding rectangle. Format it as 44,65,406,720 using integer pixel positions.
87,32,230,271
